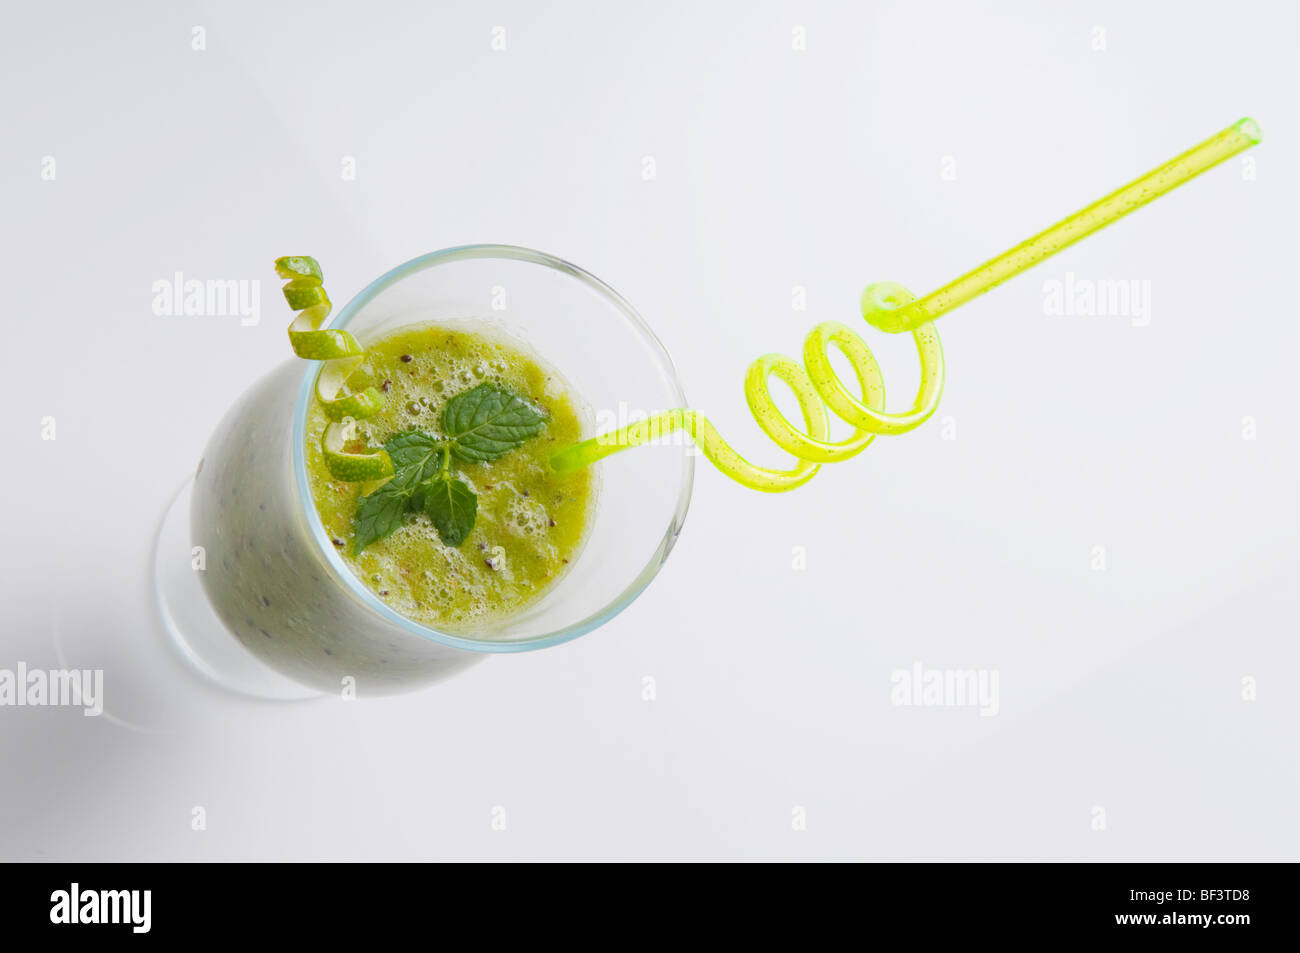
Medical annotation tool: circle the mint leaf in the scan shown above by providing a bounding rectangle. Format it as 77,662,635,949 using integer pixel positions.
384,430,446,481
353,470,419,555
352,444,444,555
422,477,478,547
442,383,548,462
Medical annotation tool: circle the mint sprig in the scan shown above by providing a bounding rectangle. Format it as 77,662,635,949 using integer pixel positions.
350,383,547,554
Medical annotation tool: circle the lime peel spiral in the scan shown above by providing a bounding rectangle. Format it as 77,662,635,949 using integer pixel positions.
276,256,394,482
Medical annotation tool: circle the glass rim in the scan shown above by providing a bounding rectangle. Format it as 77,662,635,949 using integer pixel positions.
291,244,694,654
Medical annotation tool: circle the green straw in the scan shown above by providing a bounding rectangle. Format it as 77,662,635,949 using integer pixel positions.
864,117,1263,333
551,118,1263,490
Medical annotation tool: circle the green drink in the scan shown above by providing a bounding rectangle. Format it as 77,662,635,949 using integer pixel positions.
304,324,596,631
159,246,693,699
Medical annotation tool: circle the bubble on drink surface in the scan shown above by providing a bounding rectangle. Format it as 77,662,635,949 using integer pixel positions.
504,494,551,539
372,528,502,621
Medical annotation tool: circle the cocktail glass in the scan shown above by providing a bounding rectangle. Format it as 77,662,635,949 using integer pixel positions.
154,245,693,699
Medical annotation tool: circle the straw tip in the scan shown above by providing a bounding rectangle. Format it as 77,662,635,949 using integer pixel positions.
1235,117,1263,144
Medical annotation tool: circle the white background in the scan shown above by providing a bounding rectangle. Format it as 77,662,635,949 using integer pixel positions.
2,0,1296,860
